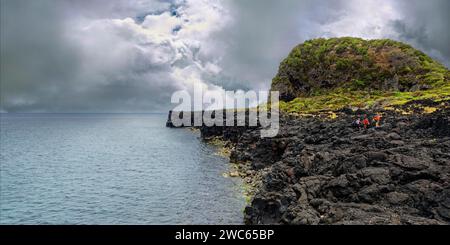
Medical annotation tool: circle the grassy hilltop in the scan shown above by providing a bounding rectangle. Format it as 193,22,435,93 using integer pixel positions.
270,37,449,114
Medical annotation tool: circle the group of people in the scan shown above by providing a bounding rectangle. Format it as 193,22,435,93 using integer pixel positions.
353,114,382,129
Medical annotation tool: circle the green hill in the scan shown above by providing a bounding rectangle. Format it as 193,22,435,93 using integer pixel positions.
271,37,449,114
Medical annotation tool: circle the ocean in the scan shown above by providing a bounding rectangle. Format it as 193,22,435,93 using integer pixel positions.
0,113,245,224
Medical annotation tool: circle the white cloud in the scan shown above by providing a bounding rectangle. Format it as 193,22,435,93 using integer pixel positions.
62,0,233,110
319,0,402,39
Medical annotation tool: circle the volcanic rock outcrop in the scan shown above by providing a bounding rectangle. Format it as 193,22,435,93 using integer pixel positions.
169,37,450,224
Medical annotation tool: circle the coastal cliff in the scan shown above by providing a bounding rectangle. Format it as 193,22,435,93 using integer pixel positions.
168,37,450,224
198,101,450,224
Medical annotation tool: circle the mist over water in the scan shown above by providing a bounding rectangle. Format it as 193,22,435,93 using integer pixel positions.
0,114,245,224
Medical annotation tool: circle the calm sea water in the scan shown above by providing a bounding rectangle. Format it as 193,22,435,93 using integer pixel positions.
0,114,245,224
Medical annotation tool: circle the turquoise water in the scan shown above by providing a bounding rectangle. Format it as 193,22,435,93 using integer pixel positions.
0,114,245,224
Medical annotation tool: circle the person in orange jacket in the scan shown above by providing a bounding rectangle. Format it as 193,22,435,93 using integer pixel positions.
373,114,382,127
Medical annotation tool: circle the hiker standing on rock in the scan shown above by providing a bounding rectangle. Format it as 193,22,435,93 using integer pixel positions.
353,116,362,130
373,114,382,128
363,115,370,129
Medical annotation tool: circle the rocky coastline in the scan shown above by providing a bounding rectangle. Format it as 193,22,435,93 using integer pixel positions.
167,100,450,224
166,38,450,224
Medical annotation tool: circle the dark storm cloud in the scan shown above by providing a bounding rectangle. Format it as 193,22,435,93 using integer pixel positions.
1,0,448,112
0,0,192,112
390,0,450,66
0,0,82,112
63,0,170,19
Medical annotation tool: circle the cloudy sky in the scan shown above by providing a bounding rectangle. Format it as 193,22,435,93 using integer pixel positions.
1,0,449,113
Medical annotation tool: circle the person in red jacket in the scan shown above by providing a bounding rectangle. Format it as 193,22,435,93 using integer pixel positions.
363,115,370,129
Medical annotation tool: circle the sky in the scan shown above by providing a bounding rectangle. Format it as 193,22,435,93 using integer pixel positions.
1,0,449,113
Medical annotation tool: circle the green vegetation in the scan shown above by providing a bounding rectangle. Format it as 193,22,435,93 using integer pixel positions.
207,137,232,158
278,83,450,114
352,79,366,89
271,37,449,114
272,37,449,99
